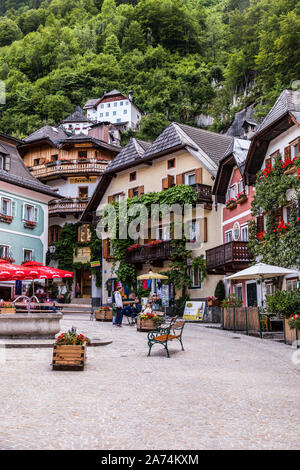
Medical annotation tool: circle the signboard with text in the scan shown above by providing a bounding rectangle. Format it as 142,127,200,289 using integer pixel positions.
183,301,206,321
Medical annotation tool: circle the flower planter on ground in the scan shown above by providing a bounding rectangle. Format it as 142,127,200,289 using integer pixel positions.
95,308,113,322
137,317,157,331
52,344,86,370
0,307,16,314
284,318,299,345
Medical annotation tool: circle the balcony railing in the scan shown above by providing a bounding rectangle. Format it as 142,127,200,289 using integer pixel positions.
125,240,173,264
49,198,88,217
190,184,213,206
29,159,109,180
206,241,253,273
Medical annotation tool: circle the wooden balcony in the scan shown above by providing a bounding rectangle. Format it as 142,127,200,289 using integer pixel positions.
125,241,173,264
191,183,213,208
49,198,88,218
206,241,253,274
29,159,109,181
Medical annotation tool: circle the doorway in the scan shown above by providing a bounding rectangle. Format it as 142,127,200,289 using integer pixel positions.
76,269,92,298
246,282,258,307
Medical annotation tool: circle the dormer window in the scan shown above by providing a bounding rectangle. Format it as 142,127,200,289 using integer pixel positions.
0,155,3,170
0,154,10,172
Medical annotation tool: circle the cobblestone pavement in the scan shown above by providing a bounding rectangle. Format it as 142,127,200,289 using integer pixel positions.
0,315,300,450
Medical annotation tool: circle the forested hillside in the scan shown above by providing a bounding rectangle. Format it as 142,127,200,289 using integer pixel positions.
0,0,299,140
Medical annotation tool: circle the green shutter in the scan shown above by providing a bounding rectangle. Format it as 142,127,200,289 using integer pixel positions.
11,200,16,217
34,206,39,223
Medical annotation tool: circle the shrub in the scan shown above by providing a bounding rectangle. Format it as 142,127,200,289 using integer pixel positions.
214,280,225,300
266,290,300,318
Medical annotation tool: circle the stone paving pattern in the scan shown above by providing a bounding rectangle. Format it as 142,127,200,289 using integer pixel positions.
0,315,300,450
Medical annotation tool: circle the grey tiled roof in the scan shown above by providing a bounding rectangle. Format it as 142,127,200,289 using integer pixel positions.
254,90,300,135
176,123,233,165
62,109,91,123
24,125,68,146
142,123,185,159
0,139,59,198
104,138,152,173
83,98,99,109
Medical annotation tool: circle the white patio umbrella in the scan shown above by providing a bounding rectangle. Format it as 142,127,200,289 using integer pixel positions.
226,263,298,307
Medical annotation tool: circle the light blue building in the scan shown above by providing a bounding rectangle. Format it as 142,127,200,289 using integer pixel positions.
0,132,59,300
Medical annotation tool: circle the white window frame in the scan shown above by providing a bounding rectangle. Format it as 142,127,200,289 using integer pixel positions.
0,155,4,170
187,266,202,288
1,197,12,216
234,283,243,302
225,230,232,243
155,225,171,241
241,224,249,242
23,248,34,263
0,245,10,258
184,171,196,186
23,204,38,223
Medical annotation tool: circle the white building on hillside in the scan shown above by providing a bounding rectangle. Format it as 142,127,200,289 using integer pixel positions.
83,90,143,131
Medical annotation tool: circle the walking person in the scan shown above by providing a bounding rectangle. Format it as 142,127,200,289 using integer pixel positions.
113,286,123,327
75,283,81,298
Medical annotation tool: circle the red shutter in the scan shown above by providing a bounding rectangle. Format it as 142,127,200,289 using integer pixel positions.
203,217,207,243
265,158,271,168
176,173,184,185
274,207,283,226
138,186,144,196
256,215,264,233
103,239,111,259
195,168,203,184
284,146,291,159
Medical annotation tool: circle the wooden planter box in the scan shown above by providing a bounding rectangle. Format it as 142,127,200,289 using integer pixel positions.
52,344,86,371
284,166,297,175
226,201,237,210
95,308,113,322
0,307,16,314
207,300,220,307
137,317,158,332
236,195,248,204
284,318,299,345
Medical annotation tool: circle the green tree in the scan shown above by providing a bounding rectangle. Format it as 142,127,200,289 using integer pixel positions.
0,18,22,46
122,20,146,52
103,33,121,58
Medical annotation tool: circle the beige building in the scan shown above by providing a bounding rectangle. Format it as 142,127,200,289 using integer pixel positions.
82,122,246,305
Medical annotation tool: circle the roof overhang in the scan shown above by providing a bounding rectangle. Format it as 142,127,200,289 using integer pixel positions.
213,154,237,203
18,138,57,156
245,111,300,184
80,174,113,223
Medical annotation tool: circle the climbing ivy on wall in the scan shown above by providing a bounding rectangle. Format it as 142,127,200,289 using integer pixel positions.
103,185,206,294
248,155,300,268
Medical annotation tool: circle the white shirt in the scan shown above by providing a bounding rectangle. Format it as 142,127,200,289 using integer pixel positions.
114,291,123,308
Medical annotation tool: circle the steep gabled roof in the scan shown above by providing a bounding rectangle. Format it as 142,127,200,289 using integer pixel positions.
213,138,250,203
254,90,300,136
23,125,68,146
245,89,300,184
61,107,92,124
104,138,152,173
0,138,60,198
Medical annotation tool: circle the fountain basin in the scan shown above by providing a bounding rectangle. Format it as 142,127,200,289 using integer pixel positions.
0,313,62,339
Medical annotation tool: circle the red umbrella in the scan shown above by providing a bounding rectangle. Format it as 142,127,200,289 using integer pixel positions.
21,262,73,280
0,260,26,280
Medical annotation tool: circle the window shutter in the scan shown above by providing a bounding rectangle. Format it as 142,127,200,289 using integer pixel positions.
162,177,168,190
11,200,16,217
34,206,39,223
256,215,264,233
195,168,203,184
128,188,134,198
203,217,207,242
274,207,283,226
4,156,11,171
297,139,300,156
22,204,25,221
103,238,111,259
284,146,291,159
176,173,184,185
108,195,114,204
138,186,144,196
265,158,271,168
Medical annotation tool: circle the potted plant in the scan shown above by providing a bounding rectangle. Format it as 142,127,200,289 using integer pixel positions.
0,301,16,314
221,294,242,308
95,306,113,321
266,290,300,345
137,312,164,332
52,327,91,370
206,296,218,306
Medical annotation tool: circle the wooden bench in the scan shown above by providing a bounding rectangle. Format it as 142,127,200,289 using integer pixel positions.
147,317,185,358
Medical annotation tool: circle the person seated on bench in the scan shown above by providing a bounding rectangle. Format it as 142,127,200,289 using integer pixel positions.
132,298,142,323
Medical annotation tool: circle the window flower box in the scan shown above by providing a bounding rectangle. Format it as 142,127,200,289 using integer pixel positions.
0,214,13,224
147,240,163,248
0,257,15,263
236,192,248,204
225,198,237,209
24,220,36,229
284,166,297,175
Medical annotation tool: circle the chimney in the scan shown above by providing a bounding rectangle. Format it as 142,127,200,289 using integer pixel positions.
128,91,133,102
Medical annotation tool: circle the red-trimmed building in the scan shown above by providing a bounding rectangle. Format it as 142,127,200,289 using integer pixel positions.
206,138,255,306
